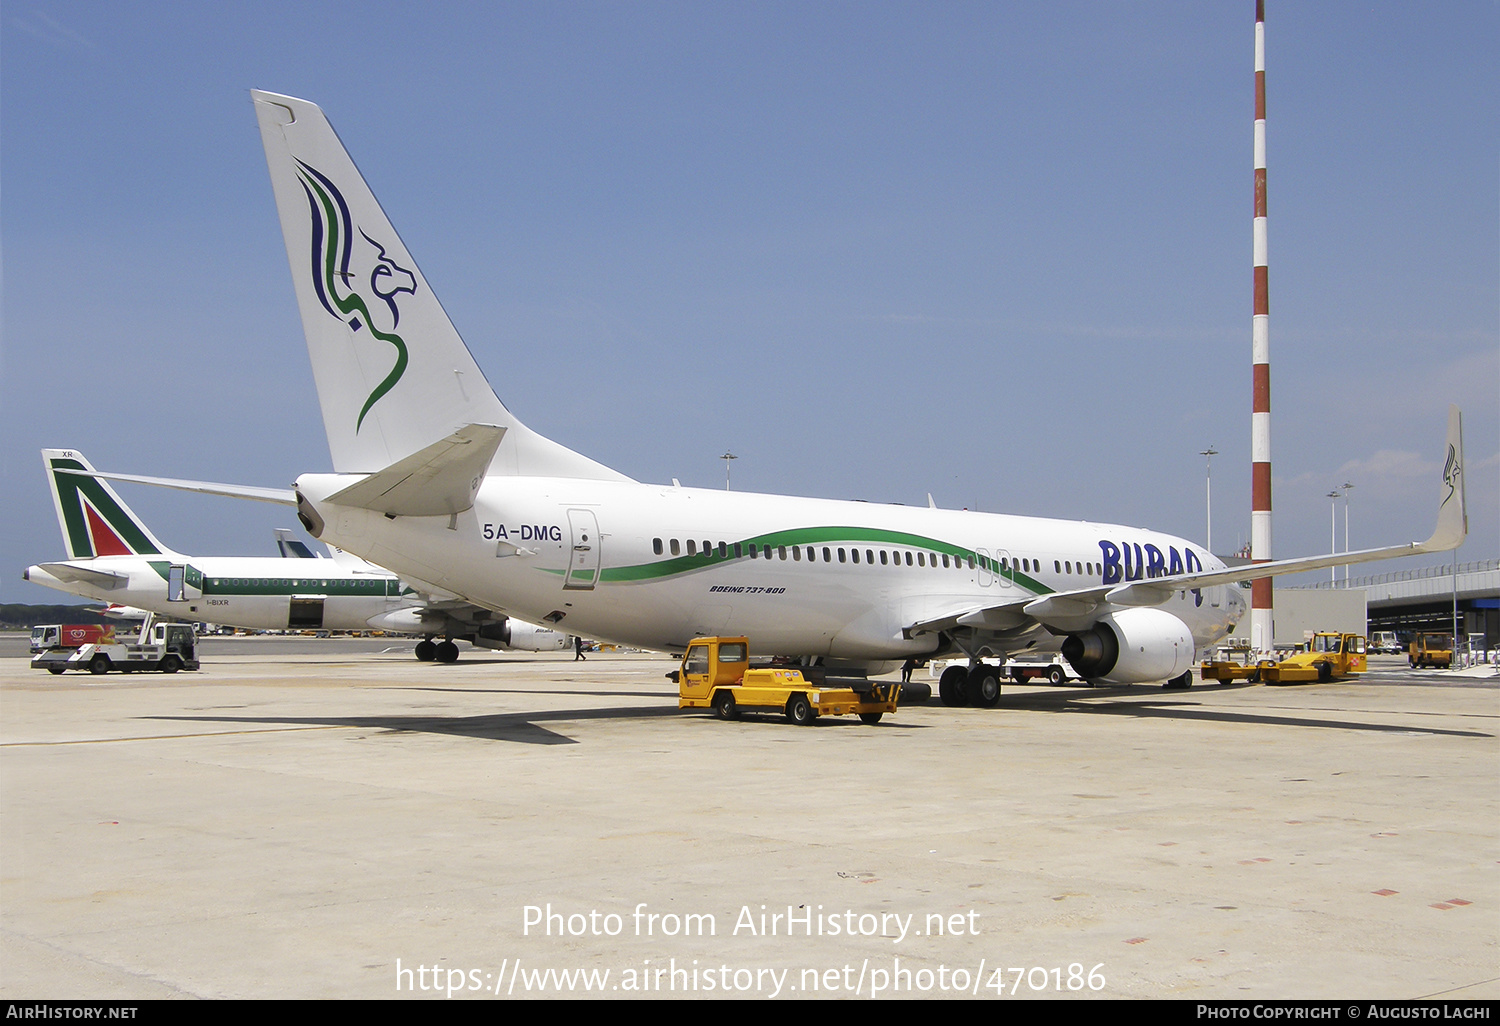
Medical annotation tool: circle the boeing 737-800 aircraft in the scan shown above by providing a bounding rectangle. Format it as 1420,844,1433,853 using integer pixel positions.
25,449,573,661
70,91,1466,706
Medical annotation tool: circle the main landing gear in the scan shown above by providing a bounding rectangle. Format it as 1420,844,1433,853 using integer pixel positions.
938,663,1003,709
414,638,460,663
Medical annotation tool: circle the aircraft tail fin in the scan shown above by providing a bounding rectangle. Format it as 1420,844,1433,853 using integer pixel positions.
42,449,172,559
251,90,629,483
274,528,320,559
1418,404,1467,553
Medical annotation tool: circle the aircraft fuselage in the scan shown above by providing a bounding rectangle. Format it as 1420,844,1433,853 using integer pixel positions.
296,475,1245,664
25,554,409,632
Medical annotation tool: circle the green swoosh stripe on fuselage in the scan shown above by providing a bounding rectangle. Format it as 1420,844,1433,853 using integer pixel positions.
544,525,1048,593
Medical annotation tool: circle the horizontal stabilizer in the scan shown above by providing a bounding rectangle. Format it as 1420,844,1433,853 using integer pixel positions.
325,424,505,516
31,562,129,590
56,468,298,506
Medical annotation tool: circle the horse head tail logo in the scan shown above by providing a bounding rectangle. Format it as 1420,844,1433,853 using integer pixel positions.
295,160,414,432
1441,442,1461,509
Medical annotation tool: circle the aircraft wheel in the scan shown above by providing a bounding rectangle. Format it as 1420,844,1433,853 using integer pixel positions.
89,655,110,675
1047,665,1066,685
966,665,1002,708
1163,670,1193,689
414,639,436,662
859,712,883,725
435,641,460,663
712,690,739,721
785,694,815,725
160,655,182,674
938,665,969,707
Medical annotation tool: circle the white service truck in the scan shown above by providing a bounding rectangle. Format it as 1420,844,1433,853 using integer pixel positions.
32,617,200,676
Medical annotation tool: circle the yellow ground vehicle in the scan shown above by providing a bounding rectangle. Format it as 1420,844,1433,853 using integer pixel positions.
674,636,899,725
1198,658,1271,682
1201,632,1367,684
1258,632,1367,684
1409,633,1453,669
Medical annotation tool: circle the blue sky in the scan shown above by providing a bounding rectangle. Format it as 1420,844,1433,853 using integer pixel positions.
3,1,1495,604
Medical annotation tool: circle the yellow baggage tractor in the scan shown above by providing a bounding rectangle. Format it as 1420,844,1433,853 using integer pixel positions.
1259,632,1367,684
673,636,899,725
1202,632,1368,685
1199,658,1278,682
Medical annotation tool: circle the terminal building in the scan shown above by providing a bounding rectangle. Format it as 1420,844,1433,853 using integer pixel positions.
1282,559,1498,656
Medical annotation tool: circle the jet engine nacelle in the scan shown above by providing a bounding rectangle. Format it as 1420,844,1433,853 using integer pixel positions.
1060,608,1195,684
474,619,572,653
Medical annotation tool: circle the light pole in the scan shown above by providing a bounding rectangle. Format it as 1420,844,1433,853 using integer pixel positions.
1341,481,1354,586
720,451,737,491
1200,446,1218,553
1327,489,1342,584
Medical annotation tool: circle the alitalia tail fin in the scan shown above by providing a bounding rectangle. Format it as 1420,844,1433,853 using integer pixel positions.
251,90,629,483
42,449,172,559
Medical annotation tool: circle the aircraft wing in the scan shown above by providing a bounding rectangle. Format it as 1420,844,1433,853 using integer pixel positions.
910,405,1467,637
56,423,506,518
55,468,297,506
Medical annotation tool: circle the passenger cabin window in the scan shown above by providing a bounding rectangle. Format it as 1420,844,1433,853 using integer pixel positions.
687,540,697,555
670,539,681,556
653,538,663,555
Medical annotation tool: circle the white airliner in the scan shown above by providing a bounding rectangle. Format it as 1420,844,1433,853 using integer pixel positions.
24,449,573,661
69,91,1467,706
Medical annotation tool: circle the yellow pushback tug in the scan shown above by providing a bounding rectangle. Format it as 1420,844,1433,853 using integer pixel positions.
673,637,900,725
1201,632,1367,685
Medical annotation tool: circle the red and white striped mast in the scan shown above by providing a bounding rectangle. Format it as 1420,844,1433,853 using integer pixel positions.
1250,0,1274,654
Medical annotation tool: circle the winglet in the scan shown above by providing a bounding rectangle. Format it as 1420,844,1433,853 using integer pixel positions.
1416,404,1466,553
